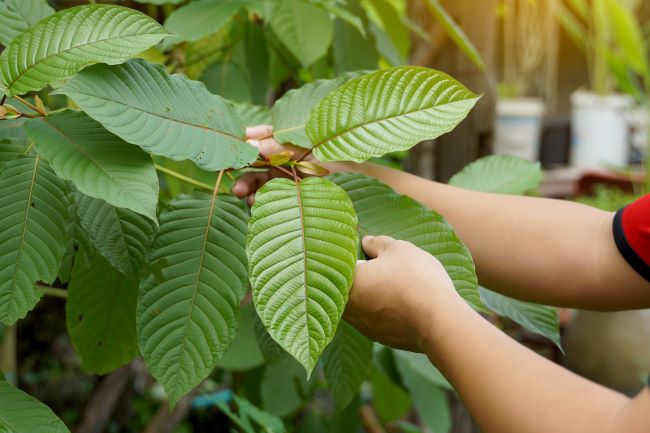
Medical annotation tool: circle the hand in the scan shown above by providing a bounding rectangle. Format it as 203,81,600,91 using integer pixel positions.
233,125,315,205
344,235,459,352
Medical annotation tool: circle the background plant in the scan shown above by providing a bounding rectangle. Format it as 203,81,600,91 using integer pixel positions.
0,1,562,432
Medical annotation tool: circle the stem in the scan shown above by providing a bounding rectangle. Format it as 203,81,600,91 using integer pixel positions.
0,95,6,106
154,164,213,191
224,171,236,182
214,170,225,195
291,165,300,183
14,96,46,116
275,165,294,178
296,149,312,163
36,284,68,299
24,142,33,154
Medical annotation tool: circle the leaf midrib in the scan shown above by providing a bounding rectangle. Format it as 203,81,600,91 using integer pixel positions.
3,23,167,94
294,178,311,365
312,94,478,150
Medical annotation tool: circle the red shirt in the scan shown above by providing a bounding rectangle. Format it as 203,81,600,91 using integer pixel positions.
613,194,650,282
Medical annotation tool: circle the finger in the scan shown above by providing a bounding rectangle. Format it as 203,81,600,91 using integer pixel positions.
247,193,256,207
232,174,258,198
257,138,286,157
361,235,396,258
245,125,273,140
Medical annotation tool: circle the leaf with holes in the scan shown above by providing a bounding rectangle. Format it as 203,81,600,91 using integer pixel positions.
0,0,54,47
67,250,138,374
25,111,159,221
56,59,258,171
269,0,333,68
323,322,373,411
164,0,247,42
448,155,542,195
330,172,482,310
0,381,70,433
271,72,366,149
0,5,168,97
137,191,249,405
76,193,156,279
0,156,67,325
306,66,479,162
247,177,358,375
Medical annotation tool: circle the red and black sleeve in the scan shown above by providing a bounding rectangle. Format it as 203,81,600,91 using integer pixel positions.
612,194,650,282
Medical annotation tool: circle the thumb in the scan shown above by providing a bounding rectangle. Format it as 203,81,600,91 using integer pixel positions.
361,235,395,258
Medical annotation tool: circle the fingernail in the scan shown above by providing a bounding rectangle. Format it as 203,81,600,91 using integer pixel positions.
247,139,260,148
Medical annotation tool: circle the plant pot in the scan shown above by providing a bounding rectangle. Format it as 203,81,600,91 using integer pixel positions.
570,90,634,168
493,97,546,161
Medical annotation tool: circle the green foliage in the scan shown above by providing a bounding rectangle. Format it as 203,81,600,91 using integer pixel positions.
164,0,248,42
138,192,249,405
247,177,358,375
261,357,316,417
0,5,167,96
330,172,483,310
25,111,159,221
0,381,70,433
66,250,138,374
0,156,67,325
56,59,258,171
322,322,373,411
216,303,265,371
448,155,542,195
370,365,411,422
0,0,54,46
307,66,480,162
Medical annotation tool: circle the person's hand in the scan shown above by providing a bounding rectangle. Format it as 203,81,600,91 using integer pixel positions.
344,235,459,352
233,125,316,205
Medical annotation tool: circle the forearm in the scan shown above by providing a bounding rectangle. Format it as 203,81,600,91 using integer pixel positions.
328,162,650,310
418,294,649,433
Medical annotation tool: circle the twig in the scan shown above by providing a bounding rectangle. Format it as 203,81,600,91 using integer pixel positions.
0,95,6,106
35,284,68,299
14,96,46,116
154,164,213,191
274,165,294,178
296,149,312,163
290,165,302,183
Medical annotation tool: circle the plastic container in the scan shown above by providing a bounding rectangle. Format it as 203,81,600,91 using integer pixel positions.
570,90,634,168
494,97,546,161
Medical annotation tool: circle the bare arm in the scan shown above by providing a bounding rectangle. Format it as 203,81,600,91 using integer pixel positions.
345,236,650,433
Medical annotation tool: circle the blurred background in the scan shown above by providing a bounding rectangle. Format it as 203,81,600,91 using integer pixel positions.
1,0,649,432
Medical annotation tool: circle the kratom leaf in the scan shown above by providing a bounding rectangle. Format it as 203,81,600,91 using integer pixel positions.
330,172,483,310
332,0,378,75
396,353,451,433
0,381,71,433
247,177,358,374
56,59,258,171
67,250,138,375
307,66,480,162
25,111,159,221
0,0,55,47
164,0,247,42
134,0,185,5
76,193,156,279
269,0,333,68
424,0,486,72
365,0,410,63
448,155,542,195
0,156,67,325
254,313,288,364
138,192,249,405
234,103,272,127
201,61,252,103
58,189,94,284
370,365,411,422
323,322,373,411
307,0,365,35
393,350,451,390
479,288,561,349
0,139,25,169
271,72,366,149
0,5,168,97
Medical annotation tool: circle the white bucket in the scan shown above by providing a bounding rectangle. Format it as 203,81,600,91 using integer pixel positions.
570,90,634,168
494,98,546,161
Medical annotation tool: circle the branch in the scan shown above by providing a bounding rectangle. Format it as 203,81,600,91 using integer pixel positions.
35,284,68,299
155,164,214,192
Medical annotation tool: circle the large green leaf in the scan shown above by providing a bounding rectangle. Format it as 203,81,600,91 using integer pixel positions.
254,313,288,364
479,288,561,349
76,193,156,279
0,381,70,433
448,155,542,195
269,0,333,68
0,5,168,97
322,322,373,411
137,191,249,405
25,111,159,221
395,353,451,433
0,156,67,325
67,250,138,375
56,59,258,172
370,364,411,422
0,139,25,169
247,177,358,375
271,72,365,149
0,0,54,47
215,303,265,371
164,0,247,42
260,357,316,417
393,350,451,390
234,103,272,128
424,0,486,72
330,172,482,310
306,66,480,162
332,0,378,75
